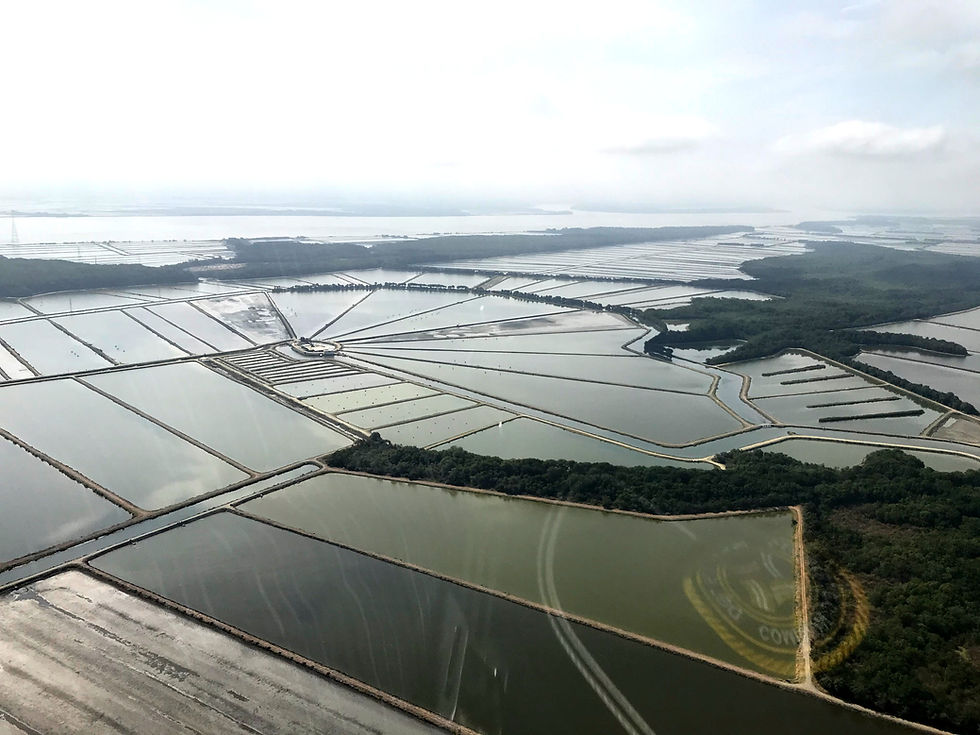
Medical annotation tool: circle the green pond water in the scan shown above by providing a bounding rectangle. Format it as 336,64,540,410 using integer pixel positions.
240,473,792,674
91,512,923,735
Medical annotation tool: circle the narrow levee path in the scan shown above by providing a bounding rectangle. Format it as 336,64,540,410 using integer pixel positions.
792,505,817,691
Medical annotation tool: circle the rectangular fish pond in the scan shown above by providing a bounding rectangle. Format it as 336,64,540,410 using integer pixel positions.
91,510,924,735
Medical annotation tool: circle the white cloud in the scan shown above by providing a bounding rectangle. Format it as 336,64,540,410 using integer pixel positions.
950,42,980,72
876,0,980,45
601,117,719,155
773,121,947,158
0,1,976,213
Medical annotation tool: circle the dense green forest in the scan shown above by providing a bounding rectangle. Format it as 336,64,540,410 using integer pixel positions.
0,256,192,298
213,225,751,279
644,242,980,413
328,437,980,733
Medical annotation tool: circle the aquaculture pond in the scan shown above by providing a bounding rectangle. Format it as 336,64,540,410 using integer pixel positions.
857,352,980,408
242,473,791,674
124,307,218,354
365,310,630,342
359,328,645,356
337,394,476,429
0,438,130,564
348,352,743,444
303,382,438,414
268,289,369,337
350,348,714,393
91,512,922,735
0,300,37,321
336,296,572,342
869,320,980,353
0,319,111,374
440,418,705,468
54,310,187,364
0,344,34,380
379,405,515,446
195,293,290,342
757,438,980,471
752,390,940,436
276,371,399,398
0,378,247,509
21,290,147,314
84,362,351,472
148,302,254,351
931,305,980,330
320,289,477,340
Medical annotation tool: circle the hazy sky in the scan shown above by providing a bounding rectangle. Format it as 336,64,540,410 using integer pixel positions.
1,0,977,212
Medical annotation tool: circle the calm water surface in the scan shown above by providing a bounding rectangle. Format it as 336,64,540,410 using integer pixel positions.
759,438,980,471
0,378,247,508
444,417,704,467
0,438,130,563
241,474,790,673
91,512,923,735
84,362,351,472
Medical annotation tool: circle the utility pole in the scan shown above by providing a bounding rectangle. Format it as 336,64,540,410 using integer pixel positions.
8,212,18,245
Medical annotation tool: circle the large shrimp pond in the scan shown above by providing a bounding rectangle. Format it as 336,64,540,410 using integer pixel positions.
238,473,796,675
92,510,925,735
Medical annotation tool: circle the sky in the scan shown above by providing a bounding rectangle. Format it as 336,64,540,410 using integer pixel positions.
0,0,977,213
